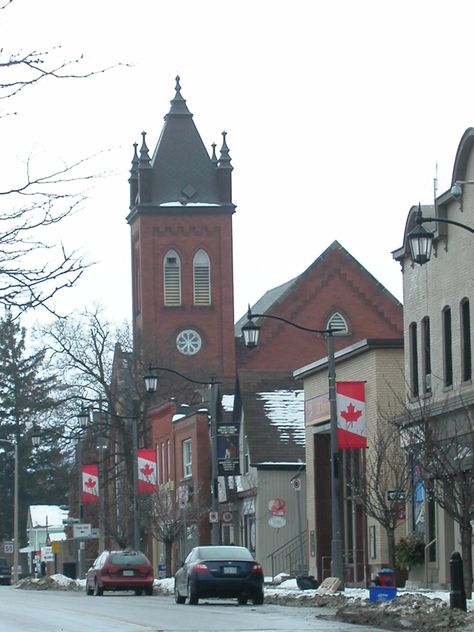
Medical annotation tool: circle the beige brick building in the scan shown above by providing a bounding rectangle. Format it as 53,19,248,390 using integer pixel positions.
393,127,474,589
295,339,404,585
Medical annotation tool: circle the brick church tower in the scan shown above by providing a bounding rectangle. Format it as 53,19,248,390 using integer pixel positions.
126,78,236,384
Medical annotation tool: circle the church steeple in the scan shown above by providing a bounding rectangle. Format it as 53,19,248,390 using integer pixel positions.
127,77,235,221
127,77,236,384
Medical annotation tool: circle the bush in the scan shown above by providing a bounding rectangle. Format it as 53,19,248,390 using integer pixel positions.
395,534,425,570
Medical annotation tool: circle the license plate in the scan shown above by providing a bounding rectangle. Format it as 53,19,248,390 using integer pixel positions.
123,570,134,576
223,566,238,575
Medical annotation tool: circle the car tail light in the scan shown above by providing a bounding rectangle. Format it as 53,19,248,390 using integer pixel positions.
251,564,263,574
194,563,209,573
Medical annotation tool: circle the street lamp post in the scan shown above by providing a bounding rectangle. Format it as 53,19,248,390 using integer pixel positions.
241,307,344,586
144,365,221,545
75,408,90,578
0,439,19,583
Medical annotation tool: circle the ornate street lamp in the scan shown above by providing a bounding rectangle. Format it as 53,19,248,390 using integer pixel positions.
407,202,474,265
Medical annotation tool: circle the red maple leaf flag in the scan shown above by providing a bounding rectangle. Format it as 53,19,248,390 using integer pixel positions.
137,449,157,495
82,464,99,504
336,382,367,449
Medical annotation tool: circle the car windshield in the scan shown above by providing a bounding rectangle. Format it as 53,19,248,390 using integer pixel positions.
197,546,253,561
110,554,148,566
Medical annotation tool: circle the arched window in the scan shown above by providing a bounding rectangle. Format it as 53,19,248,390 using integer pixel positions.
326,312,348,334
421,317,431,393
442,307,453,387
193,249,211,305
409,322,419,398
164,250,181,306
461,298,471,382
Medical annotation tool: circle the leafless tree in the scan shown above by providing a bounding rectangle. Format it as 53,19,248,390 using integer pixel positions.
36,308,151,549
140,484,211,577
397,396,474,598
351,423,412,571
0,0,123,315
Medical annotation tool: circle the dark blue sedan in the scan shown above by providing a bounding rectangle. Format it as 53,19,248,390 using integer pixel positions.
174,545,264,605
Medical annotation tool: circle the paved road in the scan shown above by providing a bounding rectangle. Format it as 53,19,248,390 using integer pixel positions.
0,587,383,632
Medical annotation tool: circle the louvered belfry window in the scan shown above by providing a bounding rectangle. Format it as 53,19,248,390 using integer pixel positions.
164,250,181,306
327,312,348,334
193,249,211,305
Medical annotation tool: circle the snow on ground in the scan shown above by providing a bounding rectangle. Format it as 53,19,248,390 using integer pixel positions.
17,573,474,612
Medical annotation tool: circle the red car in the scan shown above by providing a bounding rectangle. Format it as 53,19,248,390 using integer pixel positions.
85,550,154,596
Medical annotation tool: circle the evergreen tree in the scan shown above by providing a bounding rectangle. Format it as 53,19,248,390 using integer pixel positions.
0,311,69,544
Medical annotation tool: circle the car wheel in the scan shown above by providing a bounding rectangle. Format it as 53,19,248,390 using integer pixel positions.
93,580,104,596
252,591,264,605
85,582,94,596
175,584,186,604
188,581,199,605
135,588,143,596
144,586,153,596
238,595,248,605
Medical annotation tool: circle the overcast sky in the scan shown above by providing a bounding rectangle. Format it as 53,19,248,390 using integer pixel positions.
3,0,474,328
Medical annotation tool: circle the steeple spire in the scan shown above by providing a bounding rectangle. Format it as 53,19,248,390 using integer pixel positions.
166,75,192,118
139,131,151,166
211,142,218,166
130,142,139,174
218,131,232,170
128,142,139,208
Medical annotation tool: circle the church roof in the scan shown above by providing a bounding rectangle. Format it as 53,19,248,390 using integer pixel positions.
128,77,235,215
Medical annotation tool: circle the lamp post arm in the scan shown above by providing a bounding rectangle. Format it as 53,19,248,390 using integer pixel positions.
147,364,220,385
247,308,336,335
419,216,474,234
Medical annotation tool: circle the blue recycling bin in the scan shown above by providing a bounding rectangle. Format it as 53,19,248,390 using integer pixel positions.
369,586,397,603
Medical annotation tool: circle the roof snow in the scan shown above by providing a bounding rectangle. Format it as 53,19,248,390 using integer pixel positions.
221,394,235,412
257,389,305,445
29,505,69,529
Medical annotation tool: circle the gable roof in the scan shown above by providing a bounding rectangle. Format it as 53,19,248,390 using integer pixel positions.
28,505,68,530
236,240,401,336
237,370,305,465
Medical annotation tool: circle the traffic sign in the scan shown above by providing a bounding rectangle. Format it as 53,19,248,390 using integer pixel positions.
73,523,92,538
208,511,219,524
3,541,13,554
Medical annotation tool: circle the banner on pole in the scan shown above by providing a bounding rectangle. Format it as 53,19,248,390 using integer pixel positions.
336,382,367,449
137,448,157,494
217,422,240,475
82,464,99,504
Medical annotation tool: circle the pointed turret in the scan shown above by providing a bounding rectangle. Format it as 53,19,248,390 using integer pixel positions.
217,131,233,203
128,142,139,208
211,142,218,166
165,75,193,119
137,131,153,204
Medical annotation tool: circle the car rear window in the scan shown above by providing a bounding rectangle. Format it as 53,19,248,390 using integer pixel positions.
110,554,148,566
198,547,253,561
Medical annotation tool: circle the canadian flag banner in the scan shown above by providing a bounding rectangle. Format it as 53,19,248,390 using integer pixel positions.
336,381,367,449
137,449,157,494
82,464,99,504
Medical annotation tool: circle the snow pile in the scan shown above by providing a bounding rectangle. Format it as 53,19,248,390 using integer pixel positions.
15,574,83,591
337,593,474,631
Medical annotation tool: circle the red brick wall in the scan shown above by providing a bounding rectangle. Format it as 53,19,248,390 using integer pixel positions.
238,244,403,371
173,412,211,544
132,212,236,383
